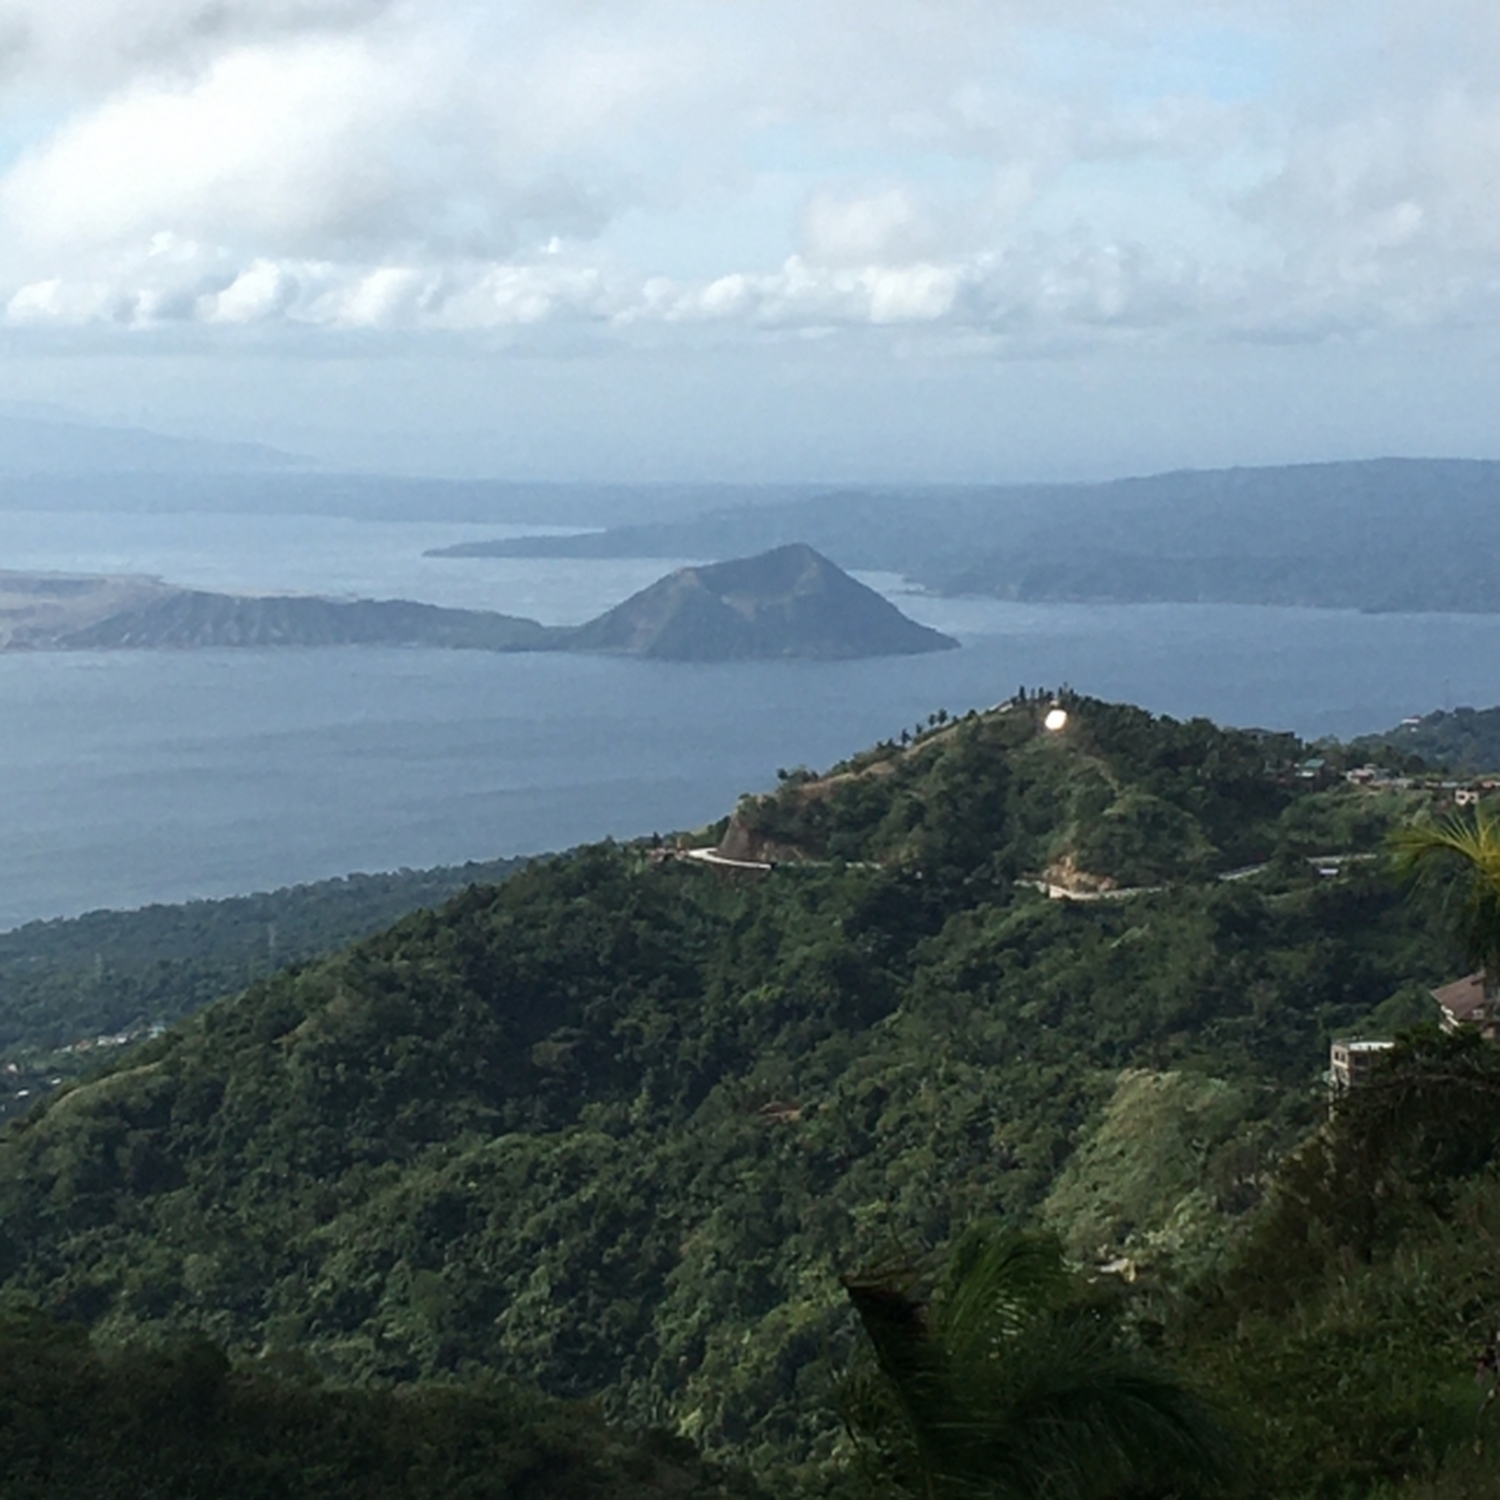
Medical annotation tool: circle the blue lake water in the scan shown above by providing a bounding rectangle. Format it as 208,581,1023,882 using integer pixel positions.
2,508,1500,929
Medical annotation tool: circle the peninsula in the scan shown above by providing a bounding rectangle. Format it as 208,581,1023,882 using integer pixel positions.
427,458,1500,614
0,571,552,652
0,544,956,661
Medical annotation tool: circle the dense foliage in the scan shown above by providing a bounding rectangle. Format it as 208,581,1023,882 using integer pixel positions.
735,696,1312,881
0,695,1465,1496
0,857,524,1117
0,1307,754,1500
842,1224,1235,1500
1178,1028,1500,1496
1355,706,1500,774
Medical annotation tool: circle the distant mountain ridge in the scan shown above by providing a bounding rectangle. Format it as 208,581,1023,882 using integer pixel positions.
429,457,1500,614
0,411,302,475
0,545,953,660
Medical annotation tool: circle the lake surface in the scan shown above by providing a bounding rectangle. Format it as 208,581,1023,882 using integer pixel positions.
3,508,1500,929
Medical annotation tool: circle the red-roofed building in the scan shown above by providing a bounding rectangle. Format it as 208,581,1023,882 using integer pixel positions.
1432,972,1500,1038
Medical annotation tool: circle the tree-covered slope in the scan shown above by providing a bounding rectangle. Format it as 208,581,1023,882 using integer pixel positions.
0,1308,758,1500
0,696,1462,1479
721,696,1311,880
0,857,524,1117
1176,1027,1500,1497
1353,705,1500,774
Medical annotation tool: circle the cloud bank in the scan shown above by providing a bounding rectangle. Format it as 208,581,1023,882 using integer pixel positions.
0,0,1496,355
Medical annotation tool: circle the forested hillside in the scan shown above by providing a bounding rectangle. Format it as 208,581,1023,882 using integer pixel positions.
0,1308,758,1500
1179,1027,1500,1497
1354,705,1500,773
0,694,1469,1496
0,857,524,1117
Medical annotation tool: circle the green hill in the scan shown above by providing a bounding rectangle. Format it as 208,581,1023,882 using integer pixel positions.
0,1308,759,1500
1353,705,1500,774
0,857,525,1118
1176,1027,1500,1497
0,694,1462,1491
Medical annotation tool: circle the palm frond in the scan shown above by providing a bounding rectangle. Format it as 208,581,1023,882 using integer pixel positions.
937,1311,1234,1500
936,1225,1073,1358
1391,808,1500,978
1390,807,1500,880
842,1227,1235,1500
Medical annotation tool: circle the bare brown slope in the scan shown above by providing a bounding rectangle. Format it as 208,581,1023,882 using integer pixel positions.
0,571,170,648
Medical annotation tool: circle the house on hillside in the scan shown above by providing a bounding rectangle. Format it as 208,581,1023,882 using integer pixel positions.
1329,1039,1395,1092
1432,972,1500,1038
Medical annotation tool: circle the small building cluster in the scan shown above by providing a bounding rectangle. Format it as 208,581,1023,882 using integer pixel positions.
1330,971,1500,1094
1342,763,1500,800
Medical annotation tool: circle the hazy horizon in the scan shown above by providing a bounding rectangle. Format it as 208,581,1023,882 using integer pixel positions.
0,4,1496,483
0,402,1497,495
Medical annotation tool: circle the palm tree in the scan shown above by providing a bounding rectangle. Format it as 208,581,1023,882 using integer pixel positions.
840,1226,1234,1500
1391,805,1500,982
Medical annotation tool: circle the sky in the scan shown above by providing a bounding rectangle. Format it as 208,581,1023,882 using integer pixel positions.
0,0,1497,481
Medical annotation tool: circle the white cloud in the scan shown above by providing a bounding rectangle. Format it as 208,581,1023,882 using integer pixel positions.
202,259,299,324
2,41,397,256
801,189,937,266
0,0,1496,357
0,0,396,91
